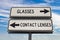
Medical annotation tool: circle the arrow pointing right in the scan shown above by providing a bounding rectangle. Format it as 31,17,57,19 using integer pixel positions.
40,9,49,14
10,22,19,28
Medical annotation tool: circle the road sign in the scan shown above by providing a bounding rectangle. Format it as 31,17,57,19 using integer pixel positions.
10,7,51,18
8,19,53,33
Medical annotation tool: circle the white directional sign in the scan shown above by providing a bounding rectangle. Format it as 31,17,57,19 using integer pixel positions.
10,7,51,18
8,19,53,33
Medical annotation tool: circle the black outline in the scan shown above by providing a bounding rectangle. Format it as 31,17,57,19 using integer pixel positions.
10,7,51,19
8,19,53,33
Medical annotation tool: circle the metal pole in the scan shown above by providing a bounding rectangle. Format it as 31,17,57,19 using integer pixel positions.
28,33,32,40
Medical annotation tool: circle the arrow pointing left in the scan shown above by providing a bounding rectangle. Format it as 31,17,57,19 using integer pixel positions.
10,22,19,28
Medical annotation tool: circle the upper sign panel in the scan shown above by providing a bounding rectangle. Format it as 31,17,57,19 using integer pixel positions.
10,7,51,18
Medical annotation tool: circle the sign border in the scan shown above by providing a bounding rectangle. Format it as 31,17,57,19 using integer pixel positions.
10,7,52,19
8,19,53,33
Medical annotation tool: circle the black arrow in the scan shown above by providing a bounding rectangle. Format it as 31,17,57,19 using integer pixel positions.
40,9,49,14
10,22,19,28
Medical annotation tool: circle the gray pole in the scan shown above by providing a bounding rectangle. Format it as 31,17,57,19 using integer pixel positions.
28,33,32,40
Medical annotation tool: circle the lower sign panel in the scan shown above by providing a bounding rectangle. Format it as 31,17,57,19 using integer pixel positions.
8,19,53,33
